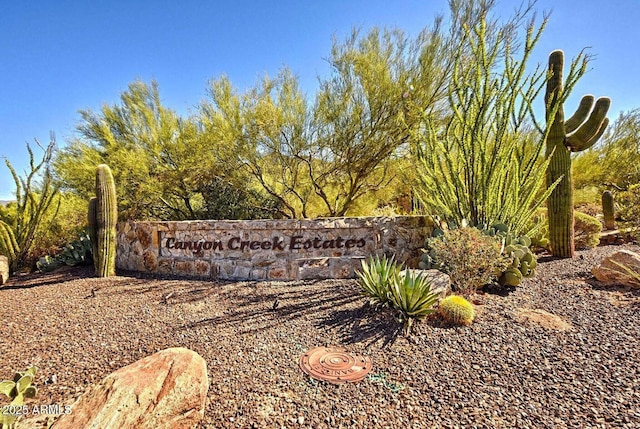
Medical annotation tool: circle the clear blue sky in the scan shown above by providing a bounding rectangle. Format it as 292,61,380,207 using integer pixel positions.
1,0,638,200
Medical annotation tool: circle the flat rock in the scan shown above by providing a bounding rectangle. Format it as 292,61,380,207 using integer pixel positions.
52,347,208,429
400,269,451,299
0,255,8,285
592,249,640,288
517,308,573,331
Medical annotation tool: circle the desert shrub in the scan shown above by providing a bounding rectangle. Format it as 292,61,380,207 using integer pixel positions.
27,192,89,267
574,202,600,217
574,211,602,249
428,227,509,295
618,184,640,226
438,295,475,326
574,186,601,206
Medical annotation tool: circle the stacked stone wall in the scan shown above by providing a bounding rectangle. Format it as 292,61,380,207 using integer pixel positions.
116,216,433,281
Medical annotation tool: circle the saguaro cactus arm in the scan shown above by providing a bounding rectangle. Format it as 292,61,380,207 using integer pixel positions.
566,97,610,152
565,95,595,132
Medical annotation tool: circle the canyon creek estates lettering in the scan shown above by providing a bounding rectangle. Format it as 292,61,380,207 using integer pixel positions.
164,235,368,253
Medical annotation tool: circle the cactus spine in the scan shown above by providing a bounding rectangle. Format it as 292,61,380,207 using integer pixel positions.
545,50,610,258
94,165,117,277
602,190,615,230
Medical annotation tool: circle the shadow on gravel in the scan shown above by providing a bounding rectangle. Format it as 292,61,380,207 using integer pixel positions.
0,266,94,290
586,278,640,302
178,280,365,336
317,303,402,349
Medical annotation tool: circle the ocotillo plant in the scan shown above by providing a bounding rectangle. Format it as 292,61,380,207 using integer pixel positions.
545,50,610,258
94,164,117,277
602,190,615,230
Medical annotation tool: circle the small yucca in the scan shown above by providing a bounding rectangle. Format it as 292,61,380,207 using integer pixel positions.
438,295,475,326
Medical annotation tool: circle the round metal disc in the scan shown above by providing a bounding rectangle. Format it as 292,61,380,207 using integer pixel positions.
299,346,372,384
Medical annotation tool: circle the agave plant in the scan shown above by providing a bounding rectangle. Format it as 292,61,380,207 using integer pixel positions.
388,270,439,336
356,255,399,307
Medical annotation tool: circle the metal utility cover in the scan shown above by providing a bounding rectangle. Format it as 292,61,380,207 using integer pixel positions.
299,346,372,384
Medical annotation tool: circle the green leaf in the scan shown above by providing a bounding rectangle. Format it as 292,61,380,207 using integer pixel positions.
16,374,33,394
0,381,15,398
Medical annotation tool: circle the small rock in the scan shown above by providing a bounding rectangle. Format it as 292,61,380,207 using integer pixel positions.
517,308,573,331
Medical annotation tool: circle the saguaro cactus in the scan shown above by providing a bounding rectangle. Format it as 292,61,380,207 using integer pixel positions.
94,164,117,277
545,50,610,258
602,190,615,230
87,196,98,271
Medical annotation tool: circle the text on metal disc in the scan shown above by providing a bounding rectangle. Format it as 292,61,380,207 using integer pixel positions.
299,346,372,384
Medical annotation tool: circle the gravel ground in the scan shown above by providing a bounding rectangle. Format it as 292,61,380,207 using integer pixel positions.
1,244,640,429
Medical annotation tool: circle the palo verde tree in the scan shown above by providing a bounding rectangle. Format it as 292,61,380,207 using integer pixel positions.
544,50,610,258
200,23,454,218
0,138,60,272
54,81,175,220
415,1,560,236
55,81,265,220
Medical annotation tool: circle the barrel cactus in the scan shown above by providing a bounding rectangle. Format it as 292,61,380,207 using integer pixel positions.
602,190,615,230
94,164,117,277
545,50,610,258
438,295,475,326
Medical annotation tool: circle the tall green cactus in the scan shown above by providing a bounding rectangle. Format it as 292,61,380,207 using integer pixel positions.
87,196,98,272
545,50,610,258
602,190,615,230
95,165,117,277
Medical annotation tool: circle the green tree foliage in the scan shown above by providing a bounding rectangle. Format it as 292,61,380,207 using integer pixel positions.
55,81,273,220
200,23,454,218
26,192,88,264
415,1,559,236
573,108,640,192
0,139,60,272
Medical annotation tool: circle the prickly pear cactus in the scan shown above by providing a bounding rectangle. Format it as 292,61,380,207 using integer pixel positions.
545,50,610,258
0,367,37,428
95,165,117,277
602,190,615,230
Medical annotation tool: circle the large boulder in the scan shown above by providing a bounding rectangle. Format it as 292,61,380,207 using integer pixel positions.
0,255,8,285
592,250,640,288
400,269,451,299
52,347,208,429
